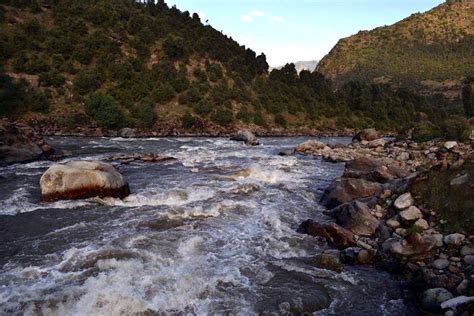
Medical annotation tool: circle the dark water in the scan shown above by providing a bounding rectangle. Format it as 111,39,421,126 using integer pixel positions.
0,137,414,315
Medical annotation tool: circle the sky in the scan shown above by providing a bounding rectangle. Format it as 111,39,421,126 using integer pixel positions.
165,0,445,67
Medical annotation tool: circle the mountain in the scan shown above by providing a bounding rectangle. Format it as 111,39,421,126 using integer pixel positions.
317,0,473,102
270,60,318,74
0,0,456,133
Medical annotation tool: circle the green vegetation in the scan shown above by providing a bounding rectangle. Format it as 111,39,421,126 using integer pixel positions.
0,0,470,135
317,0,473,104
411,161,474,234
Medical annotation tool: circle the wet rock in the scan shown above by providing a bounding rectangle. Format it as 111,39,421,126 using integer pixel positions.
119,128,136,138
297,220,355,250
331,200,379,236
230,130,259,146
444,233,465,246
40,161,130,202
320,178,383,209
456,279,469,294
340,247,361,264
295,140,330,154
278,150,294,156
390,233,437,260
422,288,453,312
399,206,423,222
312,252,343,272
432,259,450,270
0,121,54,165
393,192,415,210
352,128,380,142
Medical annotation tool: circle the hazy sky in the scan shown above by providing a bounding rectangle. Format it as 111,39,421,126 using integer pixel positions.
166,0,445,67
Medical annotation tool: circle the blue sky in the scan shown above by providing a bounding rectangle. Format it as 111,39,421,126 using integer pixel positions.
166,0,445,66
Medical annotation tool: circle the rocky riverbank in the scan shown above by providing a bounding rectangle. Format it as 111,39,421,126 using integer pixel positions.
295,130,474,314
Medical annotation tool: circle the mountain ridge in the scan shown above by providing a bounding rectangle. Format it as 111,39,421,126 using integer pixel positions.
316,0,473,103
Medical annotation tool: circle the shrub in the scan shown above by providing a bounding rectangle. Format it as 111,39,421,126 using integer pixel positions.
39,71,66,87
194,98,213,116
84,92,124,129
163,37,186,60
274,113,287,127
181,111,197,128
28,91,50,113
73,71,100,96
211,108,233,126
412,121,441,142
135,101,156,128
151,83,175,103
440,115,471,142
208,63,223,82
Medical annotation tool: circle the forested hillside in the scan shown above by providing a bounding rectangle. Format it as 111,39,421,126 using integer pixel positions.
317,0,473,104
0,0,466,134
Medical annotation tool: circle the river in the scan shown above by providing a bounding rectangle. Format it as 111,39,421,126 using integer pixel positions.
0,137,415,315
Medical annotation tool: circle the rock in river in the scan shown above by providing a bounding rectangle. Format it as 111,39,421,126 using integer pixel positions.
230,130,259,146
352,128,380,142
297,219,356,250
40,161,130,201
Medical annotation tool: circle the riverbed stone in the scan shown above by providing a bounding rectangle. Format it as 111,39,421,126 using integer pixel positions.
297,220,355,249
390,233,437,259
331,200,379,237
394,193,415,210
464,255,474,265
312,252,343,272
40,160,130,201
444,233,465,246
352,128,380,142
320,178,383,209
399,206,423,222
421,288,453,312
230,130,259,146
432,259,450,270
414,218,429,230
461,246,474,256
386,218,400,229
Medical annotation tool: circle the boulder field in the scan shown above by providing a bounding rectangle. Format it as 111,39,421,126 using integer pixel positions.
40,161,130,202
295,134,474,314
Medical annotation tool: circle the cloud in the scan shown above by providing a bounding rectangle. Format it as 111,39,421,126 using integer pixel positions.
241,15,254,23
269,16,285,23
241,10,265,23
250,10,265,17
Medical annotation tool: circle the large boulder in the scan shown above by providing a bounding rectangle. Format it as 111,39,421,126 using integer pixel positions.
230,130,259,146
40,161,130,201
320,178,384,209
0,121,54,165
119,128,136,138
352,128,380,142
331,201,379,236
343,158,409,182
295,140,330,154
297,220,356,249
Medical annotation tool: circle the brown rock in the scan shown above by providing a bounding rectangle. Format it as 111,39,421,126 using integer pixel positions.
352,128,380,142
331,201,379,236
320,178,383,209
297,220,356,249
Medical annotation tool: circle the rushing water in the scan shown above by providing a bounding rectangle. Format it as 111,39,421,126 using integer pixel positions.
0,137,415,315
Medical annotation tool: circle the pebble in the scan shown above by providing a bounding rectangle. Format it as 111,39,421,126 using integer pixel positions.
464,255,474,265
394,192,414,210
432,259,450,270
399,206,423,222
460,246,474,256
414,218,429,230
395,228,408,237
432,234,444,248
422,288,453,312
386,218,400,229
450,257,461,262
444,234,465,246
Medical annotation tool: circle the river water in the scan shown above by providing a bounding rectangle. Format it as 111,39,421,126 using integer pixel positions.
0,137,415,315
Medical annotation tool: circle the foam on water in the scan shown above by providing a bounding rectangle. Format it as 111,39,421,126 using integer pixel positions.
0,136,412,315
